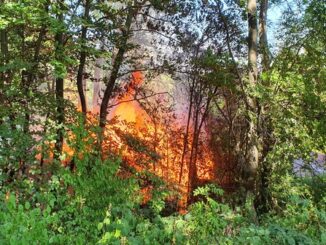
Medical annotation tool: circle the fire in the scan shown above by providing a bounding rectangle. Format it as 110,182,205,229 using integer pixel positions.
36,71,218,209
104,71,216,207
110,72,149,128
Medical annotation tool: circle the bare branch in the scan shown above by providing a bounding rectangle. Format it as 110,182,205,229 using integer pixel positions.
109,91,170,108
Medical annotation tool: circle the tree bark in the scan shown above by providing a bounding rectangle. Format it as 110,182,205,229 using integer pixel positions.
259,0,270,71
255,0,273,215
0,24,8,108
187,100,200,203
179,78,194,184
77,0,91,118
22,3,49,134
54,0,65,158
98,3,137,148
246,0,259,178
187,85,217,204
248,0,258,84
0,1,9,87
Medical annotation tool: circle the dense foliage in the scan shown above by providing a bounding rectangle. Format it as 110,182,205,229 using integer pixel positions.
0,152,325,244
0,0,325,244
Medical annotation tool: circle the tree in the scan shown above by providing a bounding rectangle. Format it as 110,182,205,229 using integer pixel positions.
54,0,66,158
245,0,259,182
264,0,326,202
166,0,246,201
95,0,173,150
99,1,137,131
77,0,91,118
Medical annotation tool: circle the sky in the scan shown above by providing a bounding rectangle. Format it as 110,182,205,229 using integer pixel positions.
268,0,306,53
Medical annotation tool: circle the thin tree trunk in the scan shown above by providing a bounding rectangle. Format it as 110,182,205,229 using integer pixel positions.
153,122,158,172
40,112,50,167
187,116,199,203
192,87,217,168
77,0,91,119
187,88,203,203
54,0,65,158
19,24,30,135
20,3,49,175
179,78,194,184
187,85,216,204
0,27,8,110
166,133,169,181
0,0,9,87
23,3,48,133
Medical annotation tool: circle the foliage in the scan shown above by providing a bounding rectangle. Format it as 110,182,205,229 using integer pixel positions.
2,166,325,244
0,0,325,244
254,0,326,211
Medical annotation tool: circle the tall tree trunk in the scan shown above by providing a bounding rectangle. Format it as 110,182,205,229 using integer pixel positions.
20,25,30,135
54,0,65,158
23,3,49,134
187,104,200,203
246,0,259,179
0,0,9,88
255,0,273,215
187,85,216,204
187,85,203,204
77,0,91,119
153,122,158,172
98,3,136,149
0,28,8,108
179,78,194,184
180,44,201,185
259,0,270,71
20,3,49,175
28,1,49,87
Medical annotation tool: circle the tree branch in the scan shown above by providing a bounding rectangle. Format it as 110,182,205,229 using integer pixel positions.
109,91,170,108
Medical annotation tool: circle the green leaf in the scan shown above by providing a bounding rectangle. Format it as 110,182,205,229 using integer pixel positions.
98,222,103,230
25,202,30,210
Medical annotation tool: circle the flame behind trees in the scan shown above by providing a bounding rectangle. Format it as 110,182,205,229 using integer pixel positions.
90,71,216,207
0,0,265,209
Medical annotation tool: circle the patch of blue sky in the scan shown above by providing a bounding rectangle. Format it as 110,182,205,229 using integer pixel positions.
269,0,308,54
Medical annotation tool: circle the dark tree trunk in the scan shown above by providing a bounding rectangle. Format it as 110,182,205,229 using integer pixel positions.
259,0,270,71
0,0,9,88
22,5,48,134
98,3,136,150
187,103,200,203
55,75,64,158
77,0,91,119
179,78,194,184
187,86,216,204
255,0,273,216
54,0,65,158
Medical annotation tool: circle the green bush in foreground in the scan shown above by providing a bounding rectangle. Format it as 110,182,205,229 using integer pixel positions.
1,162,325,245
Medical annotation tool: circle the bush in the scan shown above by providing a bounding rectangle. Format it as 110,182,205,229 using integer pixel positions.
1,119,325,244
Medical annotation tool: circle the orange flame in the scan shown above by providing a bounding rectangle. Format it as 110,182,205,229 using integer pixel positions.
36,71,218,210
106,72,216,207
